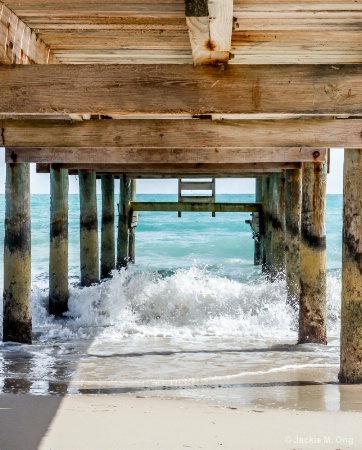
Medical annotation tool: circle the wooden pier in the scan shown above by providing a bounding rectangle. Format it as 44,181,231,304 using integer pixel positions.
1,0,361,383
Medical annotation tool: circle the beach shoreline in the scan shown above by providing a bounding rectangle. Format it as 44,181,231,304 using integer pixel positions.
1,392,361,450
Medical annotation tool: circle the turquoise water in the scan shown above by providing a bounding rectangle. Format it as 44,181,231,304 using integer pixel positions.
0,194,342,283
0,194,344,402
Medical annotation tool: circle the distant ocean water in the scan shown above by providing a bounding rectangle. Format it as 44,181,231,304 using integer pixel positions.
0,194,344,406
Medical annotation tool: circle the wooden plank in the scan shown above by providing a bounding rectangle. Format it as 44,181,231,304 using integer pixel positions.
2,1,360,65
1,117,358,147
231,30,362,64
130,201,261,213
180,181,214,190
35,162,300,177
5,147,326,164
2,65,362,116
2,118,362,149
0,2,58,64
179,195,214,203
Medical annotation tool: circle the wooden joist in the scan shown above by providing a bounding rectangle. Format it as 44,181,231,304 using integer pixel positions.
5,147,326,164
130,201,261,213
0,2,58,64
35,162,301,178
2,118,361,148
185,0,233,65
1,65,362,116
2,1,361,64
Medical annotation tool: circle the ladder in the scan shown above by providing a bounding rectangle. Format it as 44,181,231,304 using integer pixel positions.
178,179,216,217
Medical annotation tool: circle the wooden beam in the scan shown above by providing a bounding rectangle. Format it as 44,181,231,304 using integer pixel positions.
0,2,58,64
130,202,261,213
3,118,361,149
5,147,326,164
1,65,362,116
185,0,233,65
35,162,296,178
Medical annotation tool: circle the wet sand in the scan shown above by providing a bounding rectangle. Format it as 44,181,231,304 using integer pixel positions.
1,375,362,450
0,393,360,450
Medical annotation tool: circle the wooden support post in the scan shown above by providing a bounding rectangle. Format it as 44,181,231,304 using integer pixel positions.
117,176,131,269
49,168,69,315
129,179,137,264
100,175,115,279
268,173,286,280
3,163,32,343
285,168,302,309
299,162,327,344
79,171,99,286
261,177,271,273
339,149,362,382
254,179,263,265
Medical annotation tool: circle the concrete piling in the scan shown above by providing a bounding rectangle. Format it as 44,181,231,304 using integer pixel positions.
79,171,99,286
101,175,115,279
49,168,69,315
285,168,302,309
339,149,362,382
299,162,327,344
3,163,32,343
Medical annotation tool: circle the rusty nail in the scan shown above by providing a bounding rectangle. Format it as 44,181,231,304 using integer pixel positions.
313,151,320,159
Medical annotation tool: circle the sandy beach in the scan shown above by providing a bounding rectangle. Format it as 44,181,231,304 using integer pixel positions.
0,392,360,450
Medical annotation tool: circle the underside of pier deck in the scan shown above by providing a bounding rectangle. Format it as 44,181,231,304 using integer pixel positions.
1,0,361,385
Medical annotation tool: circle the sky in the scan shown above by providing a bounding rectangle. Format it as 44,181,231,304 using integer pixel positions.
0,147,344,195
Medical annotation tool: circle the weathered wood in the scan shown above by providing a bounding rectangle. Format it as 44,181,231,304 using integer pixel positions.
1,1,361,65
180,181,214,190
261,176,271,273
232,30,362,64
117,176,131,269
3,1,361,64
130,202,261,213
3,163,31,343
254,178,262,265
79,171,99,286
185,0,209,17
101,175,115,279
267,173,286,280
179,196,214,203
0,2,58,64
49,168,69,315
128,179,137,264
5,147,327,164
1,65,362,116
299,162,327,344
36,162,298,178
285,168,302,309
339,148,362,383
186,0,233,65
2,118,362,149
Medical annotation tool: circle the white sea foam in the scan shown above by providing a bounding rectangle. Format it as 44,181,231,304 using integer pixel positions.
0,267,341,342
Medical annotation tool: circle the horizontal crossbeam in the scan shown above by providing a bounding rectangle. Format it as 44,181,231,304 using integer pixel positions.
35,162,301,178
130,202,261,213
5,147,326,164
1,65,362,116
2,118,359,148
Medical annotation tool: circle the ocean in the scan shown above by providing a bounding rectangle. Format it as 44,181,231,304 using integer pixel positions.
0,193,353,411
